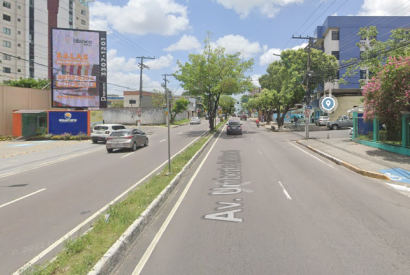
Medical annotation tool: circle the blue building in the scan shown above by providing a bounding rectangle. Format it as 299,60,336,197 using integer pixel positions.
312,16,410,120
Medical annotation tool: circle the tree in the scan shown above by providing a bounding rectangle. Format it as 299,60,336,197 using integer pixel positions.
151,89,168,108
259,48,338,127
341,26,410,85
219,95,236,118
362,56,410,140
5,78,50,89
170,98,189,123
174,34,254,130
111,100,124,108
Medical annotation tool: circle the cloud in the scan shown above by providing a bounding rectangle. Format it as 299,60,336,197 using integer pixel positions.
108,49,173,72
145,54,174,70
251,74,261,87
358,0,409,15
213,0,304,18
259,43,307,65
164,35,202,51
211,35,262,59
90,0,189,36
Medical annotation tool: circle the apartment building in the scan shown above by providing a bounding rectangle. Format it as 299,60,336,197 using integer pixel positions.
0,0,90,83
311,16,410,119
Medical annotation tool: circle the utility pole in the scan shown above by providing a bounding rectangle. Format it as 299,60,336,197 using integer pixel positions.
163,74,173,174
292,36,314,140
136,56,155,130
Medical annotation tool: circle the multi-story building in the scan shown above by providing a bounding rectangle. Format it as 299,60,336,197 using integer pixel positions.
312,16,410,120
0,0,90,83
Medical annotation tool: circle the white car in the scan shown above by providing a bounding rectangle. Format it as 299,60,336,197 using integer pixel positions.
91,124,126,143
190,117,201,124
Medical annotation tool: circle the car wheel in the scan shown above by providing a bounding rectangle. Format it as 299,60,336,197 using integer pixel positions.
92,139,98,144
132,142,138,151
332,124,338,130
107,148,113,153
144,138,149,147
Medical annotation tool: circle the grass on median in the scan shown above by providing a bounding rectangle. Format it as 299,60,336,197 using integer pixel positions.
24,122,225,275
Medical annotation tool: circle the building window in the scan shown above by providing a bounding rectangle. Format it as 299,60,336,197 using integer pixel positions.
17,69,21,72
18,5,21,9
3,53,11,60
3,40,11,48
3,67,11,73
18,43,21,47
331,51,339,60
29,0,34,7
3,1,11,9
3,27,11,35
17,18,21,22
360,70,367,79
335,70,340,80
81,10,86,15
81,19,86,25
3,14,11,21
18,31,21,35
332,31,339,40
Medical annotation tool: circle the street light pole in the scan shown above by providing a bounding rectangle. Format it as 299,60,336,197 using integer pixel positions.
163,74,173,174
136,56,155,130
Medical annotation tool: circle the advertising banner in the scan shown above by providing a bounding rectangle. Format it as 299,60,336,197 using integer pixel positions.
90,110,103,129
51,28,107,108
48,111,88,135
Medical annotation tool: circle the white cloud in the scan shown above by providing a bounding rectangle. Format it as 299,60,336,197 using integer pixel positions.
211,35,262,59
164,35,202,51
258,43,307,65
213,0,304,18
90,0,189,36
108,49,173,72
259,48,281,65
358,0,409,15
251,74,261,87
145,54,174,70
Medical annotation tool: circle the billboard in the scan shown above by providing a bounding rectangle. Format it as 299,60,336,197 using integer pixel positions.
51,28,107,108
48,111,88,135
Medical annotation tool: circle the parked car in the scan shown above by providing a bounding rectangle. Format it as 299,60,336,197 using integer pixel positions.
315,116,330,126
327,115,353,130
349,127,353,135
240,114,247,121
91,124,126,143
106,129,148,153
190,117,201,124
226,119,242,135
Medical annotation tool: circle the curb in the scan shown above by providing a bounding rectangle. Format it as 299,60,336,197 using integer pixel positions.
88,125,224,275
296,140,391,181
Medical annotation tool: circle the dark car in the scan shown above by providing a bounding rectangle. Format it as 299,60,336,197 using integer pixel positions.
226,120,242,135
240,114,247,121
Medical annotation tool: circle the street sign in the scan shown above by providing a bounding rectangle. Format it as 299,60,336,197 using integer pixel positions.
305,106,312,109
259,111,262,114
322,97,335,111
165,111,168,116
137,107,141,116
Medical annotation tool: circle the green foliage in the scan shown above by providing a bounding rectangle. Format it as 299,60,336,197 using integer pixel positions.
4,78,50,89
258,48,338,127
174,33,254,130
151,89,168,108
110,100,124,108
171,98,189,123
341,26,410,84
219,95,236,116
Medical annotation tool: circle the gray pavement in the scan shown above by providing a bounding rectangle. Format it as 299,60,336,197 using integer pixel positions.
110,120,410,275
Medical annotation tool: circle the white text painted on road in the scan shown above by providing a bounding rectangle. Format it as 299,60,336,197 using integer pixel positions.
0,189,46,209
278,181,292,200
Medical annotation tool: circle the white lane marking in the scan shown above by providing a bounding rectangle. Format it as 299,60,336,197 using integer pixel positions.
0,189,46,209
386,183,410,192
14,129,209,275
132,126,226,275
278,181,292,200
120,152,134,159
259,150,262,155
289,143,335,169
179,132,184,135
159,139,166,143
0,148,103,179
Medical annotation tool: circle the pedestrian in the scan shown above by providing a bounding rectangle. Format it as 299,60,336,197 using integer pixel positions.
294,116,299,127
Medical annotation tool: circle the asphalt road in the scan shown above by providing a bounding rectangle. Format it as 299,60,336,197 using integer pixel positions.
0,122,209,274
112,120,410,275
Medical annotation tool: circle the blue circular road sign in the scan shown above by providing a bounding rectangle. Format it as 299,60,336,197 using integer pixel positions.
321,97,335,111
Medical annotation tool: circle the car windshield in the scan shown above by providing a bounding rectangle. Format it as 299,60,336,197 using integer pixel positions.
110,131,131,137
112,125,126,130
337,116,343,121
94,126,108,130
191,117,198,120
229,121,240,125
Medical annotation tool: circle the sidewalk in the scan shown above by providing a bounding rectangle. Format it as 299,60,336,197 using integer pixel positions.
297,137,410,185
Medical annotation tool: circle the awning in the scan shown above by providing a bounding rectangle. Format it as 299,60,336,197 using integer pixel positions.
13,110,46,114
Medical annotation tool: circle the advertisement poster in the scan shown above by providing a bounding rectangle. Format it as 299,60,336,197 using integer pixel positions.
51,28,107,108
90,110,103,129
48,111,88,135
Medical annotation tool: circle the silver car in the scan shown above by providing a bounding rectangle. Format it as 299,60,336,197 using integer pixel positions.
106,129,148,153
315,116,329,126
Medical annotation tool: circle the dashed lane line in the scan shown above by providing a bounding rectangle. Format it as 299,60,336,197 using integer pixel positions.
0,188,46,209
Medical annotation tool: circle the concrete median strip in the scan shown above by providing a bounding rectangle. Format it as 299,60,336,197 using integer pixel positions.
296,140,391,181
87,127,224,275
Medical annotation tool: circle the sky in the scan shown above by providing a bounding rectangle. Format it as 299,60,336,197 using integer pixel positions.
87,0,410,96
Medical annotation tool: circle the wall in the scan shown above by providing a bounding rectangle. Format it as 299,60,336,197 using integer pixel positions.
103,108,188,125
0,86,52,135
329,96,363,121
